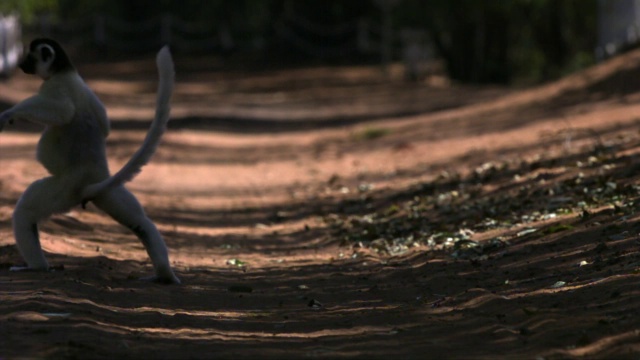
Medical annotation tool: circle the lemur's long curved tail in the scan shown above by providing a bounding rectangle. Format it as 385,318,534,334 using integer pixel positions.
80,46,174,205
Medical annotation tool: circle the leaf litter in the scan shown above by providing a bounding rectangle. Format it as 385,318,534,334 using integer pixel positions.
323,138,640,262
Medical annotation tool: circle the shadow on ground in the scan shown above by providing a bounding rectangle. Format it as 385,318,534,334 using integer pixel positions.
4,50,640,359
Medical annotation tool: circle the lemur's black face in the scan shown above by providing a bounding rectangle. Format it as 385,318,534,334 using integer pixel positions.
19,52,37,74
18,38,74,78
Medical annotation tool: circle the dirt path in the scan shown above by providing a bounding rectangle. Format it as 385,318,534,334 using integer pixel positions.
2,51,640,359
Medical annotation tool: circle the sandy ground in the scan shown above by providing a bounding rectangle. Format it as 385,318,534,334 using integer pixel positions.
2,49,640,359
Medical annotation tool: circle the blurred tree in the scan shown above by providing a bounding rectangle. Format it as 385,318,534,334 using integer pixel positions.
0,0,57,22
525,0,597,80
397,0,596,84
4,0,597,84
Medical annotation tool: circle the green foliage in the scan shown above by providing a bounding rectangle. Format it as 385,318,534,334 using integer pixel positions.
353,127,392,141
544,224,575,235
0,0,57,23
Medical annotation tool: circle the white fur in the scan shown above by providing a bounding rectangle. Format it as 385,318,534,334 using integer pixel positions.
81,46,174,200
0,44,179,284
35,44,56,79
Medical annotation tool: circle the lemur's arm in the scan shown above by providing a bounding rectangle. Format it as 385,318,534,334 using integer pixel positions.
0,92,74,130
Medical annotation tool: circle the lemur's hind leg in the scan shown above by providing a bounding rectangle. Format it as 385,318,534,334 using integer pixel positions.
92,185,179,284
11,176,80,271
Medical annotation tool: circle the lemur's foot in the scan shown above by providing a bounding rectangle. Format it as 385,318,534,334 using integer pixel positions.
9,265,32,272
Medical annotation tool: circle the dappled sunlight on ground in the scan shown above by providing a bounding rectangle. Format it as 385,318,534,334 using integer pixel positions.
3,51,640,358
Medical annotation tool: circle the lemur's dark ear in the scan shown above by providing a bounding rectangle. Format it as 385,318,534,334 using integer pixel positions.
29,38,75,74
40,46,53,62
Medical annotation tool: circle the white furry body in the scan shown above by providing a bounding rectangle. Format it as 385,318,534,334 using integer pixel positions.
37,71,109,181
0,46,179,284
81,47,174,200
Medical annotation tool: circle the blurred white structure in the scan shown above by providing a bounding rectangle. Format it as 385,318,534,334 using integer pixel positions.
0,14,22,77
597,0,640,59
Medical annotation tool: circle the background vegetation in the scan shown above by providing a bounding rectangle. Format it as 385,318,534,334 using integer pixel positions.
2,0,598,84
